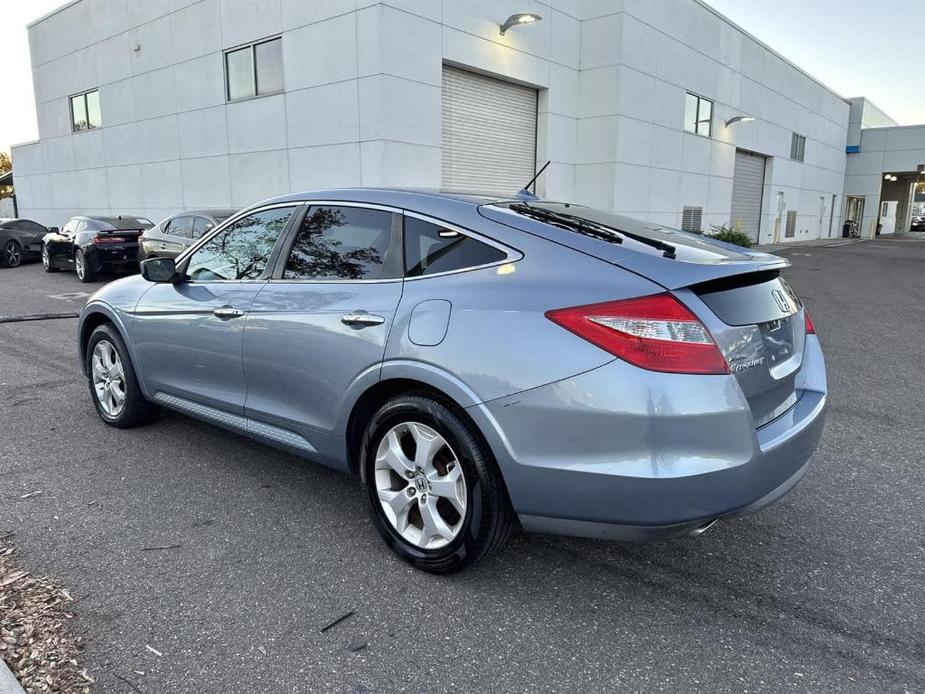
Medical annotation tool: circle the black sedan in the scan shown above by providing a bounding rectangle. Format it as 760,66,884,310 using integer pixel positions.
0,218,48,268
138,209,236,262
42,215,153,282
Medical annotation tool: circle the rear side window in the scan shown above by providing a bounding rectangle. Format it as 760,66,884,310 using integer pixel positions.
283,206,398,281
166,216,193,238
192,216,215,239
403,217,506,277
186,206,294,281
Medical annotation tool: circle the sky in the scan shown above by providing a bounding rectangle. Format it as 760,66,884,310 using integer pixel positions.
1,0,924,154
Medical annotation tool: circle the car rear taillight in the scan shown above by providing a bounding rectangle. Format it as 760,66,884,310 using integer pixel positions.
545,293,729,375
804,309,816,335
93,235,125,243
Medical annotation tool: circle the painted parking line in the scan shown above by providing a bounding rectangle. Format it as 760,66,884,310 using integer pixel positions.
46,292,91,302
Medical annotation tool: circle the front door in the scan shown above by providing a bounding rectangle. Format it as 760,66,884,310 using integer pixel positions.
243,204,404,463
879,201,898,235
132,205,299,415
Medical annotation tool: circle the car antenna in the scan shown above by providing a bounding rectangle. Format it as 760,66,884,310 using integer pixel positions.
516,161,551,201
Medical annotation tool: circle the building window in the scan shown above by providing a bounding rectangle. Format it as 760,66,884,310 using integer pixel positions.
70,89,101,132
790,133,806,162
684,93,713,137
225,37,283,101
681,206,703,233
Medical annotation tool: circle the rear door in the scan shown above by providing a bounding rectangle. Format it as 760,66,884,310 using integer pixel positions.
242,203,403,460
156,216,193,258
20,221,47,252
132,205,299,414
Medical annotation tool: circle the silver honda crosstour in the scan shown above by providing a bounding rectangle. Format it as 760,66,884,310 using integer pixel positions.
77,189,827,573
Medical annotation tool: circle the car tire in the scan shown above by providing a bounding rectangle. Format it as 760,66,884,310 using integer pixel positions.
1,240,22,268
85,323,159,429
42,244,59,272
360,393,513,574
75,248,95,282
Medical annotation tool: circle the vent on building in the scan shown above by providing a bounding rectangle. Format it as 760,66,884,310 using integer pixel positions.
785,210,798,238
681,207,703,233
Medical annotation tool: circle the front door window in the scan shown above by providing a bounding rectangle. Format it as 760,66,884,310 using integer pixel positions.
186,207,296,281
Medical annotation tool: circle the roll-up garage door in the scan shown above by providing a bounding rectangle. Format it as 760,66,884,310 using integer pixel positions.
441,66,538,195
730,150,767,242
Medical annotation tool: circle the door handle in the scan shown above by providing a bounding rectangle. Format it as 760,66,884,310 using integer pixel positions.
213,307,245,319
341,313,385,327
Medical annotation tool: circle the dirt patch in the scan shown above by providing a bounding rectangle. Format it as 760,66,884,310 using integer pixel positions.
0,534,93,693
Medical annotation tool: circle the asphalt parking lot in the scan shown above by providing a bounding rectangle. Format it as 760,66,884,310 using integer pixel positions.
1,239,923,694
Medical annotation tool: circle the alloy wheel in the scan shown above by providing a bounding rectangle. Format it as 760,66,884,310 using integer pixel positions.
4,241,21,267
75,251,85,279
374,422,467,550
42,244,50,269
91,340,127,417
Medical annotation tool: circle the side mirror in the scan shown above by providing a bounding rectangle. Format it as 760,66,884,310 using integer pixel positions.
141,257,182,283
48,226,59,233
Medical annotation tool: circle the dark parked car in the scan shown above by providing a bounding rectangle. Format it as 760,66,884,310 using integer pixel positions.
0,218,48,268
43,215,153,282
911,216,924,231
138,209,236,262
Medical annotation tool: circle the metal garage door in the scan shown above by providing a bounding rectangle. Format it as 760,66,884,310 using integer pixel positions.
441,66,538,195
730,150,767,242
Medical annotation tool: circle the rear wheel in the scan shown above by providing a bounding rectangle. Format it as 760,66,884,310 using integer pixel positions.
361,394,513,574
1,240,22,268
75,248,95,282
42,244,59,272
86,324,159,428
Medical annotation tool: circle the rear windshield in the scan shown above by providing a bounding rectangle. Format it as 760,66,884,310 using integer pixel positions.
494,202,751,263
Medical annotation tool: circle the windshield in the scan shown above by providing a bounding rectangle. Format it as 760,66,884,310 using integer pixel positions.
495,201,754,263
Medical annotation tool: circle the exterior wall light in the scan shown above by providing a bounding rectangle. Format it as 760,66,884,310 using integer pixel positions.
500,13,542,35
724,115,755,127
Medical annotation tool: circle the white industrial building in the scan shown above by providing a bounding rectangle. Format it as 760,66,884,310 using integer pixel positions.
10,0,925,242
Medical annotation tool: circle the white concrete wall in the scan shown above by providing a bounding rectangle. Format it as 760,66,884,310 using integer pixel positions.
846,97,899,150
574,0,849,243
844,124,925,237
12,0,584,227
12,0,849,244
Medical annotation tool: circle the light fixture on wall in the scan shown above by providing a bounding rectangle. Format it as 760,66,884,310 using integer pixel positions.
724,115,755,127
500,13,542,35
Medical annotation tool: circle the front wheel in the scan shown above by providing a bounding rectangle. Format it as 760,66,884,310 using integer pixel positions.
75,248,95,282
1,240,22,268
86,324,159,428
42,244,59,272
361,394,513,574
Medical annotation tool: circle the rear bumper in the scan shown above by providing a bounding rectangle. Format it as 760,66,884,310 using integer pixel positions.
88,245,139,273
469,335,827,541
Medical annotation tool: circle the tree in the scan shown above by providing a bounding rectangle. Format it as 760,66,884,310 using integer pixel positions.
0,151,11,199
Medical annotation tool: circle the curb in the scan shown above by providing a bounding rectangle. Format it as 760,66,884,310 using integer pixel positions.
0,660,25,694
756,238,866,252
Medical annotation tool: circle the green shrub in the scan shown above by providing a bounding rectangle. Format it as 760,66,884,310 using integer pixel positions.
707,223,753,248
